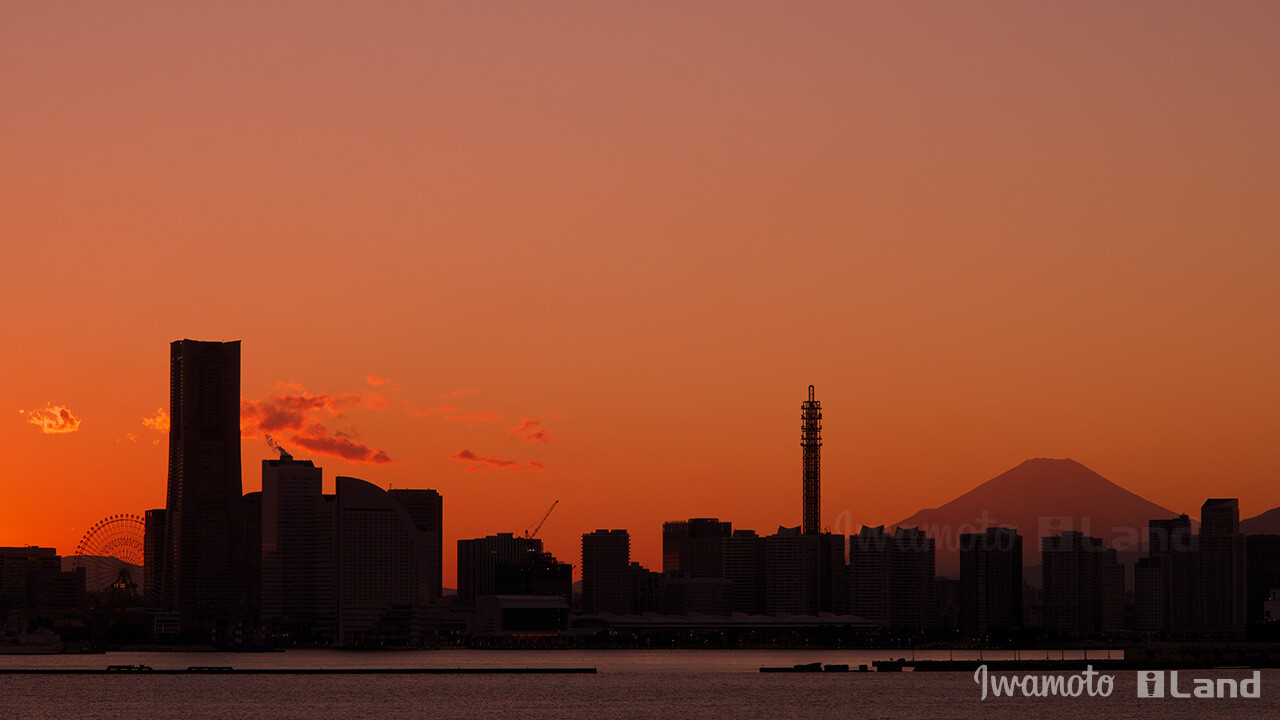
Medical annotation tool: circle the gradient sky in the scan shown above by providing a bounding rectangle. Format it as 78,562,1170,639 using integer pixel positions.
3,2,1278,583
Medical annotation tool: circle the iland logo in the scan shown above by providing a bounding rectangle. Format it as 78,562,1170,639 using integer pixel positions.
1137,670,1262,699
974,666,1263,700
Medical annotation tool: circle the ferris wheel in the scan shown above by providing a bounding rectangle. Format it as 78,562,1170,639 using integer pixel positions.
72,513,146,601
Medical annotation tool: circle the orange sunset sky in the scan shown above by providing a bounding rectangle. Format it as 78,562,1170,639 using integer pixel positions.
3,3,1278,583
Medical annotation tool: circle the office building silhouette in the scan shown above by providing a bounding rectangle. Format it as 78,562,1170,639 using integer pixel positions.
723,530,767,615
581,529,631,615
161,339,245,634
335,476,442,645
261,453,335,640
764,526,846,615
1134,502,1247,637
457,533,572,607
1135,514,1191,632
959,527,1023,635
1040,531,1124,634
849,525,937,631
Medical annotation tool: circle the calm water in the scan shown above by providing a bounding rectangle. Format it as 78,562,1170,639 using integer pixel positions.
2,649,1275,719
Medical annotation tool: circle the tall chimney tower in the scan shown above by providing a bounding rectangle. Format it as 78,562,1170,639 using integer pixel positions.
801,384,822,534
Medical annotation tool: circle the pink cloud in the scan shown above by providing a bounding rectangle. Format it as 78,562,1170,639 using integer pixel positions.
509,417,554,444
240,383,392,464
291,423,392,464
449,448,546,473
410,404,455,417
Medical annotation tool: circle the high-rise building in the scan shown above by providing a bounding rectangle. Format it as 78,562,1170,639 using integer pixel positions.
629,562,660,614
1175,499,1245,636
0,547,62,616
261,453,336,640
1135,503,1246,637
1247,535,1280,626
662,518,732,577
800,385,821,535
143,509,166,605
848,525,937,632
242,491,261,628
581,530,631,615
959,527,1023,636
456,533,572,607
1040,532,1124,635
723,530,767,615
335,476,440,645
1201,498,1240,536
1135,514,1191,632
1136,514,1192,632
389,489,444,605
161,339,245,633
763,526,846,616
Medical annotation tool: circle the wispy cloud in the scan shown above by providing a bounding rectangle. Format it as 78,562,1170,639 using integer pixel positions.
449,448,546,473
366,375,389,387
439,388,479,398
241,383,392,464
410,404,455,417
509,417,554,444
143,408,170,432
24,404,81,434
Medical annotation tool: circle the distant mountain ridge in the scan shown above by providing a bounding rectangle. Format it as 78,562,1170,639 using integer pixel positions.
1242,506,1280,535
892,458,1184,576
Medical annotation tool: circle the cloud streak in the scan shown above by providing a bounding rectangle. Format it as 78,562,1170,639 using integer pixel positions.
449,448,546,473
25,404,81,434
241,383,392,464
410,404,455,417
509,417,554,443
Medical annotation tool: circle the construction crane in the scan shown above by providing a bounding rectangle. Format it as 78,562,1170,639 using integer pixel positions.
523,500,559,539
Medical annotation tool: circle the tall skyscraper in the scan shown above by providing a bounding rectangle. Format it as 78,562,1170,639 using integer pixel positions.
1040,531,1124,635
1180,498,1246,636
389,489,444,605
800,385,821,535
849,525,937,632
723,530,767,615
581,529,631,615
959,527,1023,636
336,476,441,645
662,518,732,577
161,339,245,633
261,452,335,640
763,526,846,616
1135,514,1192,632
